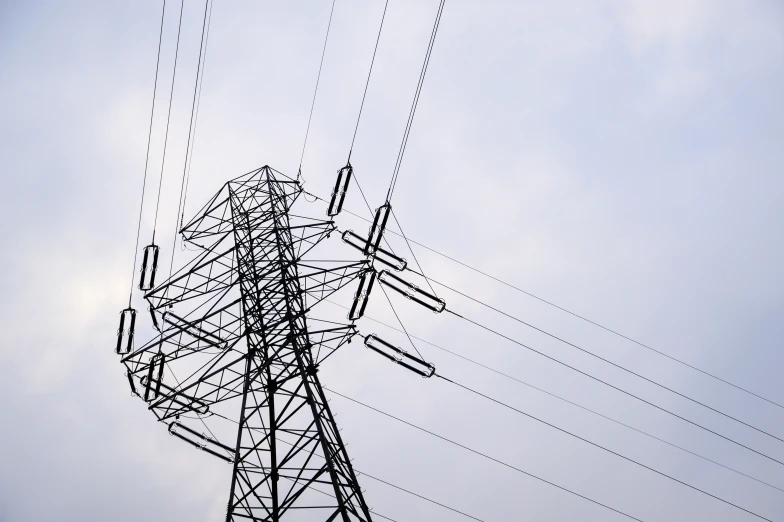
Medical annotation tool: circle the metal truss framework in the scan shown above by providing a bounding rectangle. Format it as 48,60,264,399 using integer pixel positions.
121,167,373,522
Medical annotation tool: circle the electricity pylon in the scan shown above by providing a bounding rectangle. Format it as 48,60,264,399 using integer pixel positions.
119,167,373,521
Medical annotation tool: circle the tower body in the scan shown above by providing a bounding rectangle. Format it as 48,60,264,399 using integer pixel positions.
226,170,371,521
122,167,371,522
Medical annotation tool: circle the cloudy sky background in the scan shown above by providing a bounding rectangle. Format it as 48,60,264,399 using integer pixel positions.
1,0,783,520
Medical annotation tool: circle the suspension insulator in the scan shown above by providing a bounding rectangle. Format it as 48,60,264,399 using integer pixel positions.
364,334,435,378
144,352,165,402
149,306,161,332
348,269,377,321
138,244,160,291
126,371,138,397
364,203,391,256
169,422,234,462
115,307,136,355
342,230,406,271
378,270,446,313
327,163,353,217
163,312,228,350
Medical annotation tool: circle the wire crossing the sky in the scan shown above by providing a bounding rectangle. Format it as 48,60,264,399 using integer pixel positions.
307,186,784,465
385,0,445,204
419,274,784,445
325,388,645,522
310,189,783,412
151,0,185,241
179,0,215,230
435,374,773,521
412,248,784,411
127,0,167,306
167,0,210,282
347,0,389,162
330,299,784,494
357,471,484,521
297,0,336,179
207,409,484,521
448,309,784,467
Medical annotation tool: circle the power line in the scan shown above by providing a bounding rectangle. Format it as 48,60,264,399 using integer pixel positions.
347,0,388,162
208,410,483,521
418,275,784,445
327,298,784,493
413,248,784,412
448,309,784,467
325,387,645,522
288,479,400,522
358,470,484,521
179,0,215,229
306,189,784,411
297,0,336,179
391,208,438,298
151,0,185,241
167,0,211,282
385,0,445,203
378,283,425,361
312,190,784,454
128,0,167,307
436,373,772,522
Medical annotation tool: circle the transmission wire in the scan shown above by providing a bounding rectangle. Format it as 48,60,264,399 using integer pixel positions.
179,0,215,230
378,283,425,360
390,208,438,297
326,298,783,493
347,0,388,162
167,0,211,285
208,410,481,520
358,471,484,521
411,246,784,412
325,387,644,522
128,0,167,307
385,0,445,204
151,0,185,242
281,478,400,522
297,0,337,180
417,274,784,445
308,189,784,411
447,309,784,467
435,373,772,521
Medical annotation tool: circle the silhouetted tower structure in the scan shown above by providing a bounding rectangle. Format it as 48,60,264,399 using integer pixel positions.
119,167,373,521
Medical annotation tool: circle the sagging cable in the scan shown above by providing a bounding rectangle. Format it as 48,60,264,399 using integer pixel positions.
364,334,435,378
379,270,445,313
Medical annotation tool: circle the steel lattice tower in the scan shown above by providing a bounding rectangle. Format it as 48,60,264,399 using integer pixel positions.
120,167,373,521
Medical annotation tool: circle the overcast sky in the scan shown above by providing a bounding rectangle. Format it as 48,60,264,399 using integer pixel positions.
1,1,783,521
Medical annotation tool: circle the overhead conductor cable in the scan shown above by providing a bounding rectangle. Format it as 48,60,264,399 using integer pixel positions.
328,298,783,493
118,0,167,355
